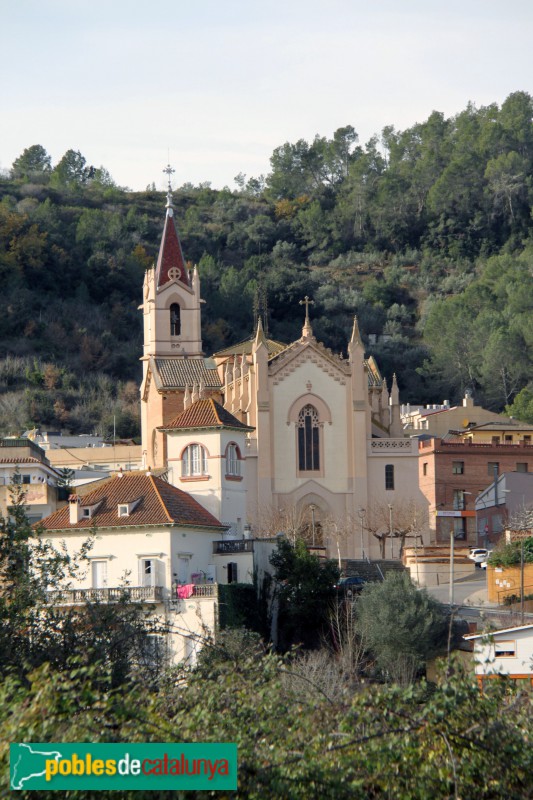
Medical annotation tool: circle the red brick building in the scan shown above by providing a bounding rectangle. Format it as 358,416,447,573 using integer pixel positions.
419,437,533,545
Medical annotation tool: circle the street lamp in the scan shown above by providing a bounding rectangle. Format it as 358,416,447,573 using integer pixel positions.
358,507,366,560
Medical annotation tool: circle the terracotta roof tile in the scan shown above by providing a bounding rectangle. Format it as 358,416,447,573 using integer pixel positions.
0,457,47,465
162,398,253,432
36,473,224,531
155,211,189,289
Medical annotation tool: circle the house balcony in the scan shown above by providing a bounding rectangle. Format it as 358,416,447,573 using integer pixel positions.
47,585,166,606
188,584,217,598
213,539,254,555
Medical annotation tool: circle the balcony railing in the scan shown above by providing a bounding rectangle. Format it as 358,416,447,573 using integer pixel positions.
369,439,416,454
47,585,165,606
190,584,217,598
213,539,254,555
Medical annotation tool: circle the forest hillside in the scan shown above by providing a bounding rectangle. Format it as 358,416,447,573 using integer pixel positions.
1,91,533,437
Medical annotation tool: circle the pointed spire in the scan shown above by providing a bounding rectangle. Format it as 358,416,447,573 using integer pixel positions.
225,358,233,382
253,316,267,353
199,377,205,399
390,373,399,404
155,164,188,289
233,353,240,379
183,384,191,409
299,296,314,339
350,315,362,346
191,381,199,404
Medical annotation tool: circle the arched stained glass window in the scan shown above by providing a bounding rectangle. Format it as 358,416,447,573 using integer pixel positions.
170,303,181,336
298,404,320,471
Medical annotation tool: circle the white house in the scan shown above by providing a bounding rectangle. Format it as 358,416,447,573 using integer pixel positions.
464,624,533,689
0,437,60,523
35,472,227,665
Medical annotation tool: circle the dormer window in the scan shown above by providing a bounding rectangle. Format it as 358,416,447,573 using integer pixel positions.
77,500,103,521
117,499,141,517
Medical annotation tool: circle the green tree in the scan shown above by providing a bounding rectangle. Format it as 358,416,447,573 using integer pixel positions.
51,149,88,188
269,538,340,650
357,572,452,684
506,386,533,423
11,145,52,180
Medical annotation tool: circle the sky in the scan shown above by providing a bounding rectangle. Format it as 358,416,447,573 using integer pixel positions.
1,0,532,192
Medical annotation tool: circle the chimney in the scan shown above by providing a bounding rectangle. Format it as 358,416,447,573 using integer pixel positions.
69,495,82,524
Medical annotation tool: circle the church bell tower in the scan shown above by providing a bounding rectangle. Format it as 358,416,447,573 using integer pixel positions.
139,165,206,468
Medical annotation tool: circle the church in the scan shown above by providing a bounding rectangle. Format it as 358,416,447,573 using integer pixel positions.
139,179,424,559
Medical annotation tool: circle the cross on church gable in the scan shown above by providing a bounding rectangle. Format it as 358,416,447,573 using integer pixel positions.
299,295,315,315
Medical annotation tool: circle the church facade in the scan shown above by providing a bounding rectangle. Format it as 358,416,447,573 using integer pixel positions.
139,186,424,559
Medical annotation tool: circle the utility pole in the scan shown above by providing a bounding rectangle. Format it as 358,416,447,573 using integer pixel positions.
449,529,455,607
358,508,366,560
520,538,525,624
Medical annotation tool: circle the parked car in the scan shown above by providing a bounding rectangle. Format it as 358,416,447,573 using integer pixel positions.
335,576,366,597
468,548,491,566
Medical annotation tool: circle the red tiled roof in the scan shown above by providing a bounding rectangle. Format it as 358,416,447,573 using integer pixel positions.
161,398,253,432
0,457,45,464
155,211,189,289
36,472,224,531
0,458,59,475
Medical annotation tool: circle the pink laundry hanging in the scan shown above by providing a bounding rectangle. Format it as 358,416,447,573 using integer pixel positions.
177,584,194,599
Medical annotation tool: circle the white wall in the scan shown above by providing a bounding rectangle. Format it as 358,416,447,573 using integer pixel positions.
471,628,533,677
271,361,350,495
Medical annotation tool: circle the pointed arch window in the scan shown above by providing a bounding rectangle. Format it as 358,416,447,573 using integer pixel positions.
298,405,320,471
170,303,181,336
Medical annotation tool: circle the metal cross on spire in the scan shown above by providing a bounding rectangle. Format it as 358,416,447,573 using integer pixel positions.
163,164,175,213
163,163,175,190
299,295,315,338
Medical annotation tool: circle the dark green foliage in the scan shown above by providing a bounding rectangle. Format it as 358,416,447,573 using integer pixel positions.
1,649,531,799
2,91,533,435
357,572,453,684
488,536,533,567
506,387,533,423
218,583,261,630
270,538,340,650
